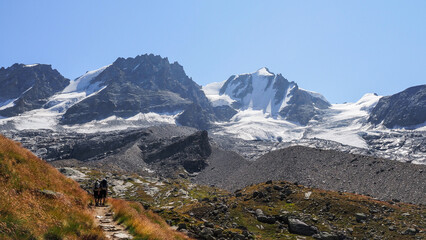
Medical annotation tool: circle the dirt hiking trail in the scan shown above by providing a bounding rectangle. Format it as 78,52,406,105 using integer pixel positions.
92,205,134,240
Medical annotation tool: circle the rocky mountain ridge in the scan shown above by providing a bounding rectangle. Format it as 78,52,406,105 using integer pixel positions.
60,54,215,129
0,54,425,166
0,63,69,116
0,54,424,135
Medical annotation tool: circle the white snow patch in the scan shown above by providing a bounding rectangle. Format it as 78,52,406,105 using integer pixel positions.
215,109,303,141
0,86,34,110
24,64,39,67
300,88,329,103
132,63,140,72
279,84,296,112
255,67,274,77
2,108,61,130
202,81,235,107
302,93,382,148
63,65,109,94
0,98,18,110
63,111,181,133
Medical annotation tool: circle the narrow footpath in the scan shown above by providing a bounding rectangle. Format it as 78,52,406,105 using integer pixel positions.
92,205,134,240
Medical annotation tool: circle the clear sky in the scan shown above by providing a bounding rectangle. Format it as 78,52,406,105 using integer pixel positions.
1,1,425,103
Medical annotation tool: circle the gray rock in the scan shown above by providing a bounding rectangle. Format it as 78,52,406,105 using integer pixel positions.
288,218,318,236
177,223,187,230
255,209,264,217
355,213,367,223
112,232,133,239
39,189,62,199
402,228,418,235
256,215,276,224
313,232,339,240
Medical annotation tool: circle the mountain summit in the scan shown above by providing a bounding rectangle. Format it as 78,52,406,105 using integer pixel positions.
60,54,214,129
204,68,330,125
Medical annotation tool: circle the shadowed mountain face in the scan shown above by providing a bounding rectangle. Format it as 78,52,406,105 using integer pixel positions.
0,64,69,117
60,54,214,129
11,125,210,177
368,85,426,128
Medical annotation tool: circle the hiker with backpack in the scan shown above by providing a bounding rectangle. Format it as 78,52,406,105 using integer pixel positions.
100,178,108,206
93,180,101,206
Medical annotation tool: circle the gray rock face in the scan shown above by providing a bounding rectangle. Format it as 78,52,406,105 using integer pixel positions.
6,125,210,177
60,54,214,129
143,130,212,174
280,89,331,125
218,67,330,125
0,64,69,116
368,85,426,128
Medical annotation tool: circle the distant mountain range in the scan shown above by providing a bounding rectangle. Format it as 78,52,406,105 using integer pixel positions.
0,54,425,163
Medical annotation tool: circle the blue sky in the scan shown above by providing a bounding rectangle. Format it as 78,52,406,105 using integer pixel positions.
0,1,425,103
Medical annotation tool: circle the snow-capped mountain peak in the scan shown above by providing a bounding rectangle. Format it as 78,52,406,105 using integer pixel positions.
204,67,330,125
254,67,274,77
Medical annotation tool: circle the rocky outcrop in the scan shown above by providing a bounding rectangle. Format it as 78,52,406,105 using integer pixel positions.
143,130,212,174
368,85,426,128
0,64,69,116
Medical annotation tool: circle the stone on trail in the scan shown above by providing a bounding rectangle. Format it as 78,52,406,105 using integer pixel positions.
112,232,134,239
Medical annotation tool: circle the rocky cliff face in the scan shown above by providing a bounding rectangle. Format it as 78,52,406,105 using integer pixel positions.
205,67,330,125
0,64,69,116
60,54,214,129
368,85,426,128
6,125,209,177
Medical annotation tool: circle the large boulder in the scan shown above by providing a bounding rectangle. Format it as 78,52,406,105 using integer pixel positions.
288,218,318,236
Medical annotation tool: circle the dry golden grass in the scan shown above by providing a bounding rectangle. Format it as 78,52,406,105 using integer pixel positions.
109,198,193,240
0,135,106,239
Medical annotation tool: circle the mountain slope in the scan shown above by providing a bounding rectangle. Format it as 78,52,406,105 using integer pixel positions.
368,84,426,128
0,64,69,117
198,145,426,204
0,134,105,239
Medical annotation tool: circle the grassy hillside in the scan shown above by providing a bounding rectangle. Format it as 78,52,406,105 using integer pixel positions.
0,135,104,239
109,199,192,240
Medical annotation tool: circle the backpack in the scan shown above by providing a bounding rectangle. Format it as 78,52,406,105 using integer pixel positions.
100,179,108,190
94,181,100,191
